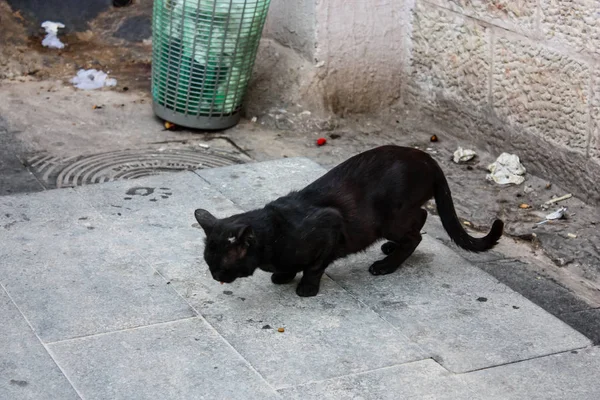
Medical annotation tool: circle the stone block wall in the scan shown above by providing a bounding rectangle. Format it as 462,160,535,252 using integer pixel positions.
407,0,600,204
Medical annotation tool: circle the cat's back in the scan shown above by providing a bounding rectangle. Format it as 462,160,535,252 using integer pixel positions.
303,145,435,189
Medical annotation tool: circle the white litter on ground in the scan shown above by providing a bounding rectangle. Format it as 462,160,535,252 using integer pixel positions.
486,153,526,185
537,206,568,225
453,147,477,164
71,69,117,90
41,21,65,49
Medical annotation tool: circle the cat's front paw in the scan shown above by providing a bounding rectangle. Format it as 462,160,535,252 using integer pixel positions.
296,282,320,297
271,272,297,284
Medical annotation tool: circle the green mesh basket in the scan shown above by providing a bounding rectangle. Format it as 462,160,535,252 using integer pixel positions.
152,0,271,130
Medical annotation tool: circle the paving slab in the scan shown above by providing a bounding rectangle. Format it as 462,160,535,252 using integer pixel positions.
47,318,279,400
157,257,428,389
278,359,473,400
196,157,325,210
0,287,79,400
74,171,242,266
326,236,591,373
462,346,600,400
0,189,195,343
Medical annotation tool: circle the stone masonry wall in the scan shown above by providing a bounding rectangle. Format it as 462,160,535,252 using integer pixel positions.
406,0,600,204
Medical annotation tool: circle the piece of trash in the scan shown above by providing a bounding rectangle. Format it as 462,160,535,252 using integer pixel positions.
517,232,537,242
544,193,572,205
545,183,552,190
463,220,472,227
71,69,117,90
277,327,285,333
41,21,65,49
567,233,577,239
453,147,477,164
198,144,210,149
486,153,526,185
251,116,258,123
316,138,327,146
299,110,312,117
519,203,531,209
430,135,439,142
164,121,176,130
537,206,568,225
92,105,102,110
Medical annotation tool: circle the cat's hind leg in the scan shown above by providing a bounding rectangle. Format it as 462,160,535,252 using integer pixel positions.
271,272,297,284
370,208,427,276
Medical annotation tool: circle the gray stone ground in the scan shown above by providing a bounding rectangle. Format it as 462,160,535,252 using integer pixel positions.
1,158,599,399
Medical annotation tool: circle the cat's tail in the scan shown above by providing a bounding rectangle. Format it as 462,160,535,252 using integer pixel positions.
433,164,504,252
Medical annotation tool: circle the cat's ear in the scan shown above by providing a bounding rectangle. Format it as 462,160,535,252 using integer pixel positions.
194,209,217,235
236,225,255,247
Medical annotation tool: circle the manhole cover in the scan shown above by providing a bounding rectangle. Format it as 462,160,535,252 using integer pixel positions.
27,148,243,188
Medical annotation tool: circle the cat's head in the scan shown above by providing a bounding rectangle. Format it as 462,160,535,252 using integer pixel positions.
194,209,258,283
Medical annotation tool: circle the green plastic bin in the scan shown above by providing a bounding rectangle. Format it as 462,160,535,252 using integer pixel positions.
152,0,271,130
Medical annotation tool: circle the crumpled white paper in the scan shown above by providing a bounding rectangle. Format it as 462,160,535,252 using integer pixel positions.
486,153,526,185
453,147,477,164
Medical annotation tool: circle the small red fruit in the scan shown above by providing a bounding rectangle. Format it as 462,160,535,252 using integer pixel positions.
316,138,327,146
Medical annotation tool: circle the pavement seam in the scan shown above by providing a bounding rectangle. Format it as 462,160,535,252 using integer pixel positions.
323,272,432,357
452,345,595,375
0,281,85,400
44,316,200,345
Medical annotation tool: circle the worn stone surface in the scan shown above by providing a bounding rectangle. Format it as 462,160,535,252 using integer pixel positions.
477,259,591,316
561,309,600,345
197,158,326,211
48,318,280,400
0,288,79,400
317,0,407,114
265,0,316,59
409,1,491,108
542,0,600,57
0,189,195,343
74,172,241,267
327,235,591,373
427,0,537,35
0,117,44,196
462,346,600,399
590,72,600,163
158,260,427,389
278,359,473,399
493,35,590,152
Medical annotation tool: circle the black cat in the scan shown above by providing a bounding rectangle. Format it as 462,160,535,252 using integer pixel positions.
195,145,503,297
